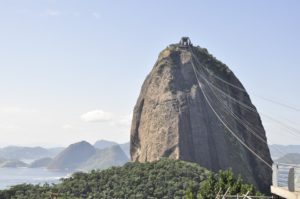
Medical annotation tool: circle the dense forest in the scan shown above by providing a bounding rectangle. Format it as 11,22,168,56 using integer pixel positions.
0,159,261,199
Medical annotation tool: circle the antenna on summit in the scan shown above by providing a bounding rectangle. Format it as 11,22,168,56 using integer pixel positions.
179,37,192,48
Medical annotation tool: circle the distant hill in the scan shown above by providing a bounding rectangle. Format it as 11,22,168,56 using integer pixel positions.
46,147,65,157
0,146,64,160
93,140,118,150
78,145,128,171
0,140,129,170
29,157,53,168
94,140,130,158
48,141,96,171
0,158,6,164
276,153,300,164
119,142,130,158
0,160,28,168
0,146,48,160
269,144,300,159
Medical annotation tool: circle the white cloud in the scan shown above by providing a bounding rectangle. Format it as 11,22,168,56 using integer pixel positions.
115,113,133,127
81,110,114,123
92,12,100,19
45,10,60,16
80,110,132,128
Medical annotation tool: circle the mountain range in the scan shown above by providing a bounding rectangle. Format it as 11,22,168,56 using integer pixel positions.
1,141,299,170
47,141,97,171
93,140,130,158
29,157,53,168
0,159,28,168
48,141,129,171
0,140,130,171
275,153,300,164
94,140,118,150
0,146,63,160
269,144,300,159
79,145,129,171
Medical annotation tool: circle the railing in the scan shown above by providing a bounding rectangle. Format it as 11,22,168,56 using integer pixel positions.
272,163,300,192
215,188,273,199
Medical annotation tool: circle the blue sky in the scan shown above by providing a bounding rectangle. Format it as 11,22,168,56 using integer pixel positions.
0,0,299,147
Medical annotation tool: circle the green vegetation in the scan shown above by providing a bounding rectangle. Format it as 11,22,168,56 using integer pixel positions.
197,170,261,198
0,159,261,199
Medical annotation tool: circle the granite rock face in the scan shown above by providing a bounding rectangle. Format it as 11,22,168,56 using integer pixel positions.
130,42,272,193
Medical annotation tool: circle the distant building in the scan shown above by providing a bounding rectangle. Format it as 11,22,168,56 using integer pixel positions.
179,37,192,47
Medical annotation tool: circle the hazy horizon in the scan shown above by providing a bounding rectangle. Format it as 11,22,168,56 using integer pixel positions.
0,139,130,148
1,0,300,147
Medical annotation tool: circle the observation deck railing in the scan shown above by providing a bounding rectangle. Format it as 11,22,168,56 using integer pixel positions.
272,163,300,192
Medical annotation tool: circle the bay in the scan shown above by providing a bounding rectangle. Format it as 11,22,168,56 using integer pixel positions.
0,167,69,190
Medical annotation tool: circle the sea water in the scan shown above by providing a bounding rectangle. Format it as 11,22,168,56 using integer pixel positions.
0,167,69,190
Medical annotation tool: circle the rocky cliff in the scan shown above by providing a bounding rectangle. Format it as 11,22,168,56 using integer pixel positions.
130,39,272,193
